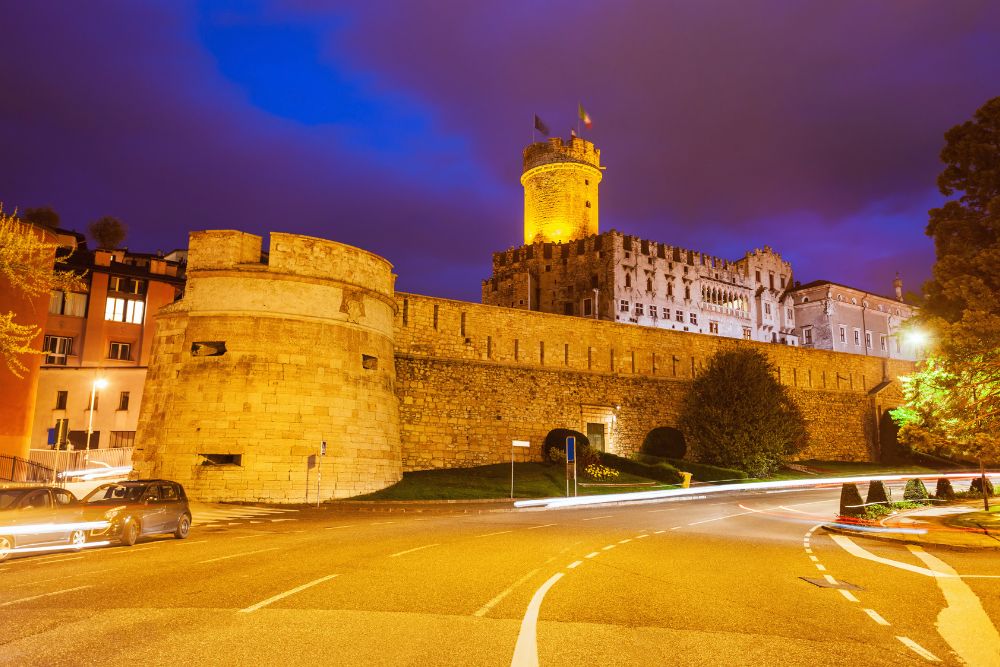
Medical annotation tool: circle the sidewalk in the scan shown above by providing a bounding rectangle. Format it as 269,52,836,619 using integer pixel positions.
823,502,1000,550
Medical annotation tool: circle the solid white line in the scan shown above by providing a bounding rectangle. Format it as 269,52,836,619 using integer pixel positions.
474,567,540,618
239,574,339,613
584,552,599,559
389,543,439,558
909,546,1000,664
839,590,859,603
864,608,890,626
0,585,92,607
687,510,756,526
510,573,563,667
895,636,941,662
581,515,614,521
269,518,296,523
526,524,556,530
477,530,513,538
198,548,278,564
171,539,208,546
567,560,582,569
830,535,948,578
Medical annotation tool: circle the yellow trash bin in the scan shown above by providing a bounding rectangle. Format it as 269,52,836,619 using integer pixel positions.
679,471,692,488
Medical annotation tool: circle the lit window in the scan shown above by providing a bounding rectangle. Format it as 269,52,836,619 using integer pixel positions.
49,291,87,317
105,297,144,324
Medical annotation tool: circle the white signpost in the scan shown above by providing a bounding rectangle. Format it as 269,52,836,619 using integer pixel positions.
511,440,530,499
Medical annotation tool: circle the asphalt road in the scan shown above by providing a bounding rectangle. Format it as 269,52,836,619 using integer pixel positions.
1,487,998,666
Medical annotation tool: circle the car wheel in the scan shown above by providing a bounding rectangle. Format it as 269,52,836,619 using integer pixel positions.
69,529,86,549
121,518,140,546
174,514,191,539
0,536,12,562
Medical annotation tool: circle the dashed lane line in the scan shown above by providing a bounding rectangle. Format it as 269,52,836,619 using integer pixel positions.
239,574,339,613
389,544,440,558
896,636,941,662
567,561,582,569
0,585,92,608
863,609,891,626
477,530,514,538
198,548,279,564
474,567,541,618
8,569,113,589
581,515,614,521
526,524,557,530
687,510,757,526
584,552,599,559
839,590,860,603
601,544,616,551
325,525,353,530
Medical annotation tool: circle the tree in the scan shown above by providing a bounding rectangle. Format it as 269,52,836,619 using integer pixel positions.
678,348,806,477
22,206,60,229
892,96,1000,509
88,215,126,249
0,209,85,377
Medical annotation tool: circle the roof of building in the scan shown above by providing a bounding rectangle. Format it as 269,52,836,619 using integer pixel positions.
790,279,905,305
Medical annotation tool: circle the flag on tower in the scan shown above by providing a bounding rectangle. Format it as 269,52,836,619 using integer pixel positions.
533,114,550,136
578,103,593,130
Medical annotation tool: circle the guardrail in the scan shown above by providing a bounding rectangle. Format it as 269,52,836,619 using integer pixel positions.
0,454,55,483
28,447,133,473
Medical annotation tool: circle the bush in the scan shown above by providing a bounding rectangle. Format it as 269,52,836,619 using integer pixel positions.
935,477,956,500
542,429,589,462
840,483,864,517
866,480,891,507
903,478,930,503
860,500,925,521
583,464,620,482
636,455,747,482
970,477,996,498
641,427,687,459
547,442,601,470
599,452,682,484
678,349,806,477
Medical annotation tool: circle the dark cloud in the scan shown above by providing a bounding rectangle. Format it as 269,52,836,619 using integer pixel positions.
2,1,998,299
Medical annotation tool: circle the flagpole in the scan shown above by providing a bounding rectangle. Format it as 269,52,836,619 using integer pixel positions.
531,113,535,144
577,102,581,136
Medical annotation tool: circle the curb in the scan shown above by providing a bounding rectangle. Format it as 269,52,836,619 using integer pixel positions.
821,524,1000,551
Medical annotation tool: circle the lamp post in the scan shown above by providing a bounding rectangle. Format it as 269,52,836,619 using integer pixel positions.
84,377,108,471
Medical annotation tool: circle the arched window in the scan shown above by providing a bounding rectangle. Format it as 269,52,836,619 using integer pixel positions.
646,277,653,292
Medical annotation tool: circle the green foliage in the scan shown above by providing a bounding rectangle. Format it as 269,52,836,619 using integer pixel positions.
860,501,926,521
903,478,929,503
896,96,1000,467
88,215,127,249
839,483,864,517
599,452,682,484
970,477,996,498
866,480,891,506
935,477,956,500
677,348,806,477
636,454,747,482
547,441,600,470
22,206,60,229
543,429,587,460
583,464,620,482
641,427,687,459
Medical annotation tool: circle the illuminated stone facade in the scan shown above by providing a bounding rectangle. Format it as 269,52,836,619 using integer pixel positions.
522,137,602,245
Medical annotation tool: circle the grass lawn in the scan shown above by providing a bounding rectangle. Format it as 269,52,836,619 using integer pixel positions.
353,462,674,501
755,460,945,482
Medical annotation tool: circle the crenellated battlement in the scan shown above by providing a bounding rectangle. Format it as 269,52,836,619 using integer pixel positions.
522,136,602,172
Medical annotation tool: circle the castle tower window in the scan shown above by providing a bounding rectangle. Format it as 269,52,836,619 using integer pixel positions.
780,275,786,289
684,286,690,300
634,303,644,316
646,277,653,292
362,354,378,370
755,270,761,283
625,274,631,288
666,282,673,297
880,334,887,352
865,331,873,349
689,313,698,325
619,300,629,313
854,329,861,346
585,200,591,208
675,310,684,322
590,274,598,288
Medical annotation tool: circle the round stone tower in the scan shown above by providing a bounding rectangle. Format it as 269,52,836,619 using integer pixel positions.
132,230,402,503
521,136,603,245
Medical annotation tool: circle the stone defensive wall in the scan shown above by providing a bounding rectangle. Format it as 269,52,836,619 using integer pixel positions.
132,231,403,502
393,292,914,471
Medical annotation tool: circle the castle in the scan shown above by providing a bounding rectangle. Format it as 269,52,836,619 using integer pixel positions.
131,138,917,503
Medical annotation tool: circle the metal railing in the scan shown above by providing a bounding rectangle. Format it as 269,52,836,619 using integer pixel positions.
0,454,55,483
28,447,134,475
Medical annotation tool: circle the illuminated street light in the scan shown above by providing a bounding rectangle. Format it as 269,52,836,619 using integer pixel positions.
903,329,929,347
83,377,109,471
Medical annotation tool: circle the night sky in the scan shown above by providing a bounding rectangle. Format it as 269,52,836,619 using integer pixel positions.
3,1,999,302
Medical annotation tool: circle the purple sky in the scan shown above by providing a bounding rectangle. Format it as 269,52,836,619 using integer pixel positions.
2,1,998,301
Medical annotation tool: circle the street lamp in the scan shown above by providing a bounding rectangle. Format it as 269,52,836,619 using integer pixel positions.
84,377,108,470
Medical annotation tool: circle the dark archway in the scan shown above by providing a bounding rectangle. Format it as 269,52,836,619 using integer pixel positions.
543,429,589,461
642,427,687,459
878,410,902,463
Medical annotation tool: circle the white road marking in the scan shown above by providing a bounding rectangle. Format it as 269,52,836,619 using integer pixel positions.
647,508,678,513
896,636,941,662
526,524,556,530
584,552,599,559
581,515,614,521
687,510,756,526
510,573,563,667
822,575,838,585
269,518,296,523
839,590,859,603
805,548,813,554
0,585,92,607
809,555,818,562
477,530,513,538
830,535,949,578
567,560,582,569
618,539,632,544
863,609,890,626
654,530,666,534
815,564,826,571
9,569,113,588
171,539,208,546
669,526,682,531
601,545,616,551
239,574,339,613
371,521,396,526
198,548,278,564
779,506,814,514
909,546,1000,665
235,534,272,540
389,543,440,558
474,567,541,618
636,534,649,539
325,525,353,530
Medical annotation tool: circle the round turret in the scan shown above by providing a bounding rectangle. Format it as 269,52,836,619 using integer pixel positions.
521,136,602,245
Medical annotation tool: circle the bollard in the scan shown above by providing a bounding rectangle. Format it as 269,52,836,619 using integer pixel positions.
679,472,692,488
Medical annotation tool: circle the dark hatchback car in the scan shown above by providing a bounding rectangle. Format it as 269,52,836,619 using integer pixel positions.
82,480,192,545
0,486,87,561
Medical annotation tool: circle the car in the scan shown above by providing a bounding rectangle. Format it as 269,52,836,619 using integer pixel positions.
81,480,192,545
0,486,87,561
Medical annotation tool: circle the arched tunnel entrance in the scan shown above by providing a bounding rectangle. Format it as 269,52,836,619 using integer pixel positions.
642,426,687,459
878,409,902,464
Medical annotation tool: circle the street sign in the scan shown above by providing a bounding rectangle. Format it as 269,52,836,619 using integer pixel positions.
566,436,576,462
512,440,530,448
